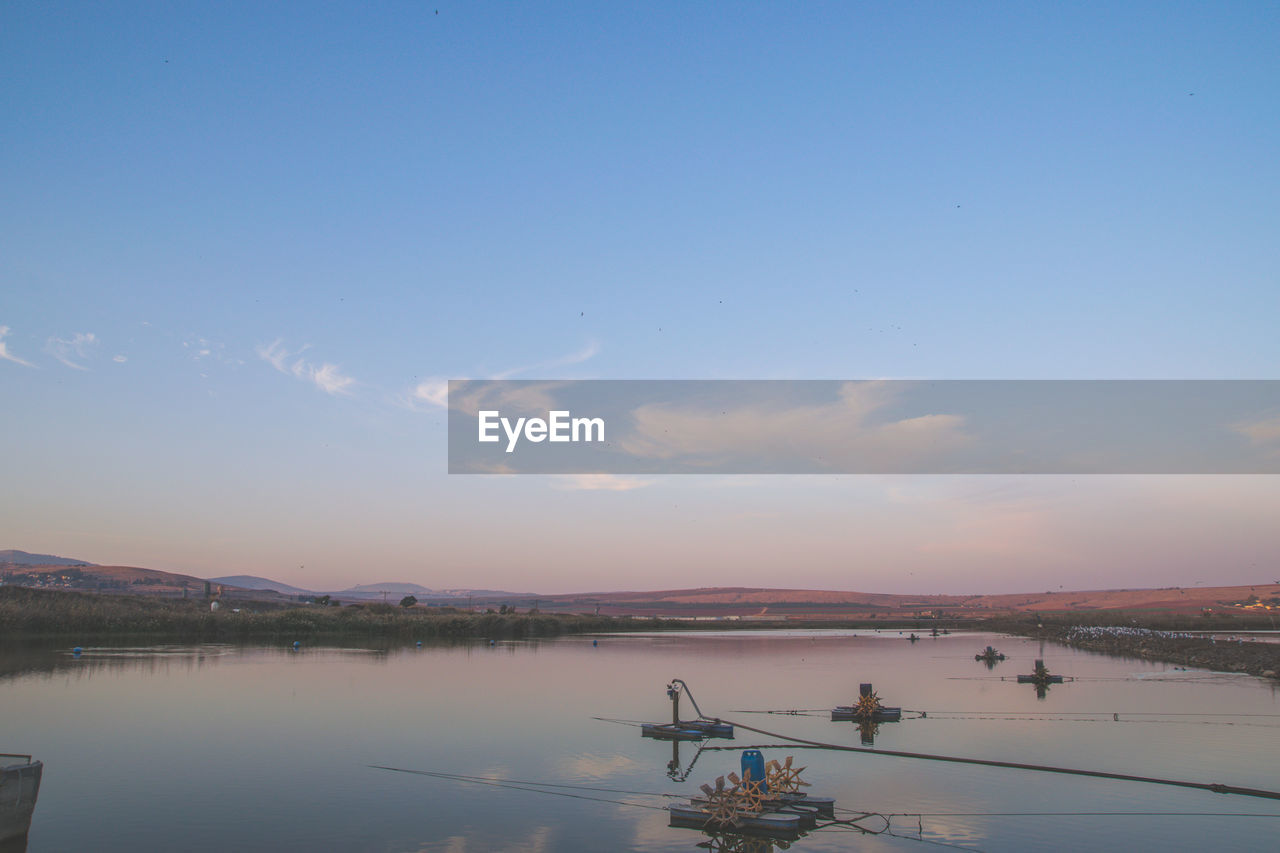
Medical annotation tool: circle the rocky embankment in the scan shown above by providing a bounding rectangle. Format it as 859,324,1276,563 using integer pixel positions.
1034,625,1280,679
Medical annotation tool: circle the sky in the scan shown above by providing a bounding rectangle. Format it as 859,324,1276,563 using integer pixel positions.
2,2,1278,594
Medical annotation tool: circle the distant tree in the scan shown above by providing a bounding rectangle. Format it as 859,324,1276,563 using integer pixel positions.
498,604,509,614
400,595,418,608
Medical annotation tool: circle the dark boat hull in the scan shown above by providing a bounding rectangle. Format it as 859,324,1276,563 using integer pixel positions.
0,760,42,844
641,721,734,740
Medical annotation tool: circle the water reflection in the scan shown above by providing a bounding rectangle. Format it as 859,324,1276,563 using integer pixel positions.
695,830,795,851
665,740,712,783
3,631,1279,851
975,645,1007,670
0,640,403,685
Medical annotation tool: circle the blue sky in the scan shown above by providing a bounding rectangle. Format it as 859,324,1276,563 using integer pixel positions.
2,2,1278,592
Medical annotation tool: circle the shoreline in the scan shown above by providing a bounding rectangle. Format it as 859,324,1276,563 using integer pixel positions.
1007,622,1280,681
5,587,1280,680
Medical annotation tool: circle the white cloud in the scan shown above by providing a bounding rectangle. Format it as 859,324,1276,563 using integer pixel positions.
45,332,97,369
113,355,128,363
411,378,449,408
256,338,356,396
0,326,35,367
311,362,355,395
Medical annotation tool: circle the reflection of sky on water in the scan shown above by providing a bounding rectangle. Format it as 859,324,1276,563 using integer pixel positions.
2,632,1278,851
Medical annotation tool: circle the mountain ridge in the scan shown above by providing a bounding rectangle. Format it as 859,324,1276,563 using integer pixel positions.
3,550,1275,615
0,549,95,567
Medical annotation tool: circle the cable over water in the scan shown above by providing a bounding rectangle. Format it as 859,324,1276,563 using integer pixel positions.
699,716,1280,801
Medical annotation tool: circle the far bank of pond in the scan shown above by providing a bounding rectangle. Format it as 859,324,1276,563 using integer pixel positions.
5,586,1280,680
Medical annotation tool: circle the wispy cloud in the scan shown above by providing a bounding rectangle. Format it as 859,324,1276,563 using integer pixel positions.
45,332,97,369
311,363,355,394
494,340,600,379
447,380,567,418
0,326,35,367
257,338,292,372
407,340,600,411
184,335,243,366
410,378,449,409
256,339,356,396
617,381,971,471
554,474,650,491
1233,413,1280,456
113,354,128,363
459,461,518,475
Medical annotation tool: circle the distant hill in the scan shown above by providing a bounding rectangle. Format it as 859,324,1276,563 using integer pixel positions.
335,582,438,597
209,575,314,596
0,563,209,594
539,583,1280,618
329,583,535,601
0,561,297,600
0,549,95,567
4,550,1274,618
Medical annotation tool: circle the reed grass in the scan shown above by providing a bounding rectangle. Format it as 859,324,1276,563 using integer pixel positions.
0,586,664,641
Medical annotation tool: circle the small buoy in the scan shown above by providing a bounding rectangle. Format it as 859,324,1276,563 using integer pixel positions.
489,639,495,646
73,646,83,655
416,640,422,647
292,640,301,649
592,639,598,647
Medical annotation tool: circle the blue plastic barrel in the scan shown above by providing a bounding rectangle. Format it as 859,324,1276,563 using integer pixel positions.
292,640,301,649
741,749,766,791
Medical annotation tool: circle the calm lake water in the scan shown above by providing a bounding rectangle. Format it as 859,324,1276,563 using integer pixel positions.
4,630,1279,851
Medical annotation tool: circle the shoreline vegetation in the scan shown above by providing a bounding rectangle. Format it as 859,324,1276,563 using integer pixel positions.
1012,620,1280,681
3,587,1278,679
0,586,664,641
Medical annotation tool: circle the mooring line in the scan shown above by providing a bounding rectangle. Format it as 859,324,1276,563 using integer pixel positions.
367,765,672,810
901,709,1280,718
369,765,677,798
705,718,1280,801
590,715,648,727
916,715,1280,728
873,810,1280,818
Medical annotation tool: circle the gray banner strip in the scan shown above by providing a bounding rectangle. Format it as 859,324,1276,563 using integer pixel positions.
447,380,1280,474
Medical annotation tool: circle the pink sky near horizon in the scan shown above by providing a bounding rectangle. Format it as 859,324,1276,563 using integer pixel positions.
8,475,1276,595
